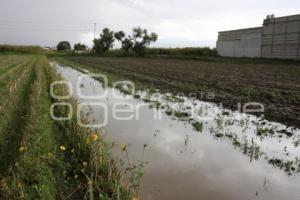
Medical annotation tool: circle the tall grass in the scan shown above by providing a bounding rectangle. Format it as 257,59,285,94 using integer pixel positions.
0,57,31,81
0,55,26,68
0,45,49,54
47,60,134,199
0,57,58,199
0,55,136,199
98,47,218,58
0,57,37,174
146,47,218,57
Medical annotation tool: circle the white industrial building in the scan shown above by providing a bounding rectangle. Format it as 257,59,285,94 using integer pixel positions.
217,14,300,59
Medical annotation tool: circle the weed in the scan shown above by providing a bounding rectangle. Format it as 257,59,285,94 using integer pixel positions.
192,122,204,132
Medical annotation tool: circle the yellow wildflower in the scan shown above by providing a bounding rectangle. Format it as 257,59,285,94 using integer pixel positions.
83,161,88,167
17,182,22,188
19,146,27,153
47,152,53,159
86,138,91,144
132,197,138,200
90,133,99,141
60,145,66,151
120,144,127,152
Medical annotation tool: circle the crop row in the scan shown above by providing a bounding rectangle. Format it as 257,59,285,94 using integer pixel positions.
0,56,37,175
0,55,134,199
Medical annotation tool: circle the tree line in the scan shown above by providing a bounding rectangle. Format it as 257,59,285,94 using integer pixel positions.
57,26,158,56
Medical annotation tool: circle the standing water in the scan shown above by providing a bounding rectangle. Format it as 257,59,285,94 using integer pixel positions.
52,62,300,200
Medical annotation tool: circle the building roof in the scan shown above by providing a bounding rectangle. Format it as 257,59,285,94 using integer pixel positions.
218,27,262,34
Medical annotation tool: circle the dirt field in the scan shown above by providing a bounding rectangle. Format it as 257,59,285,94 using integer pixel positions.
63,56,300,128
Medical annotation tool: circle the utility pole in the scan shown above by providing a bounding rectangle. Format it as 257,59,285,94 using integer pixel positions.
93,23,97,39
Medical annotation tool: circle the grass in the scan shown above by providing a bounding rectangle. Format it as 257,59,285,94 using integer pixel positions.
0,57,37,173
0,45,49,54
1,57,58,199
192,122,204,132
0,55,27,74
0,54,137,199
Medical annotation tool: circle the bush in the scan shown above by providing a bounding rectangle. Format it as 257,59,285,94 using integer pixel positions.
57,41,71,51
74,43,87,51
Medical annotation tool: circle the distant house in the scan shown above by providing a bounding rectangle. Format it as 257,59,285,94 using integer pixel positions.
217,14,300,59
43,46,56,51
74,49,91,54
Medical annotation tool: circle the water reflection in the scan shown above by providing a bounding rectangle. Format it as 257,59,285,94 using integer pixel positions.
52,62,300,200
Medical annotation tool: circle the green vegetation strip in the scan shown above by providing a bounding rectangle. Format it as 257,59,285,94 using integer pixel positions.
0,56,35,114
0,55,22,67
0,56,24,72
0,57,58,199
0,55,135,199
0,56,30,80
0,56,37,174
47,59,133,199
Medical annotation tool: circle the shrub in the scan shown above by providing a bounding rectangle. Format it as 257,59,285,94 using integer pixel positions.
57,41,71,51
74,43,87,51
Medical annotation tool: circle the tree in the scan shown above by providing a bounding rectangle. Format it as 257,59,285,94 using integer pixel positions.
134,27,158,56
93,28,115,54
114,31,133,52
74,43,87,51
114,27,158,56
122,38,134,52
114,31,125,42
57,41,71,51
129,27,158,56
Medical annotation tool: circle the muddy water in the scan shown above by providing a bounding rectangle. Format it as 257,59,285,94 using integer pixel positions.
52,62,300,200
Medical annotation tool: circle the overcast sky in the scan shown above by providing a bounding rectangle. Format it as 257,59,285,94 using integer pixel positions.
0,0,299,48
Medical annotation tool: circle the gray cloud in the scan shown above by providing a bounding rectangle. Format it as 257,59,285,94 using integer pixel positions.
0,0,299,48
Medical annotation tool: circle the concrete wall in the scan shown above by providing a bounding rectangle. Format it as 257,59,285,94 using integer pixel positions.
261,14,300,59
217,14,300,59
217,27,262,57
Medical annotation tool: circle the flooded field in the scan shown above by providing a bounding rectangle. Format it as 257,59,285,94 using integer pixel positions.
53,62,300,200
62,56,300,128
